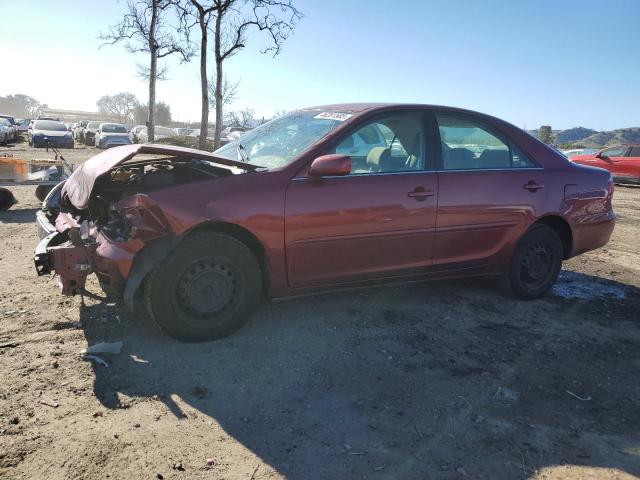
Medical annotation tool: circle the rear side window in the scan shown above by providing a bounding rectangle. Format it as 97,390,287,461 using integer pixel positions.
600,146,627,157
437,114,535,170
628,146,640,156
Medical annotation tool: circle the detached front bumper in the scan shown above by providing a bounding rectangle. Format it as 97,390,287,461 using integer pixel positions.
33,211,141,297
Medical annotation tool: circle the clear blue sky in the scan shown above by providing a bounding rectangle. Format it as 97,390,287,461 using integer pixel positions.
1,0,638,130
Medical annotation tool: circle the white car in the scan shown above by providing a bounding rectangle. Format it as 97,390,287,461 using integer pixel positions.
95,123,133,149
137,125,175,143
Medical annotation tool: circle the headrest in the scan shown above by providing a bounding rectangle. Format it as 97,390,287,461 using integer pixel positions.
367,147,391,171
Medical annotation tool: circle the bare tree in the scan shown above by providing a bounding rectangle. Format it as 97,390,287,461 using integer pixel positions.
225,107,254,128
96,92,140,123
100,0,193,142
207,76,239,110
0,94,41,118
208,0,302,148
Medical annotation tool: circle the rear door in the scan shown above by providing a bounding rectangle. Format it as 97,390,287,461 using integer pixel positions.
433,112,545,270
285,110,438,288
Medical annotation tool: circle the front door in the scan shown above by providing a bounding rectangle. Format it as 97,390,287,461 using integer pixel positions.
285,111,438,289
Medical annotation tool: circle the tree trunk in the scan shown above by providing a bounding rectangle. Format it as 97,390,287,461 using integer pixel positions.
197,10,208,150
147,0,159,143
213,11,223,150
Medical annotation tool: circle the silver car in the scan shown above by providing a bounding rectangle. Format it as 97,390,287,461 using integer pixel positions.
137,125,175,143
94,123,133,149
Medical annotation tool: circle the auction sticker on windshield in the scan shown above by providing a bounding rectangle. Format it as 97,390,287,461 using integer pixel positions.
313,112,353,121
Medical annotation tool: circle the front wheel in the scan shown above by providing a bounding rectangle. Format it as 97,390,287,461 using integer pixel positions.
0,188,16,211
144,232,262,342
505,224,563,300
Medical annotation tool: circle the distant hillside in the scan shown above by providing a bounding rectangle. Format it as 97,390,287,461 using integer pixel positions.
530,126,640,148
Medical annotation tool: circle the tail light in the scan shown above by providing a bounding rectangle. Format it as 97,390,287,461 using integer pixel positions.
607,175,614,198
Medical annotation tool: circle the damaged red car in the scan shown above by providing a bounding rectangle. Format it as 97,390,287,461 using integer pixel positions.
34,104,615,341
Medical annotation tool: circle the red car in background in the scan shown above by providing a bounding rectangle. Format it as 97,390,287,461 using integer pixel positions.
34,104,615,342
570,144,640,185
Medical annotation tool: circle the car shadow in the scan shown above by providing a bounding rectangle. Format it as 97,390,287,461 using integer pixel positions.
78,270,640,479
0,207,38,224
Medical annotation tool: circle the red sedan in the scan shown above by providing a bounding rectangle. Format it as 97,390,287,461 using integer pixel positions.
34,104,615,341
570,144,640,185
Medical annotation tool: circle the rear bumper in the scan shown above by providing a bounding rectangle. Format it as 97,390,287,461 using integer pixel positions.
99,138,132,148
570,210,616,257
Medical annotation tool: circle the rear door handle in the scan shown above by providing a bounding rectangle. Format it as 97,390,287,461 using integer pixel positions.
523,181,544,192
407,187,434,201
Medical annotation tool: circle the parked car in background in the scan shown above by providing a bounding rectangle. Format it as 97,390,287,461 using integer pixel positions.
29,119,74,148
16,118,31,133
136,125,175,143
174,127,196,136
83,121,101,146
222,126,250,141
35,103,615,342
569,144,640,185
0,115,18,141
0,118,11,145
129,125,146,143
94,123,133,149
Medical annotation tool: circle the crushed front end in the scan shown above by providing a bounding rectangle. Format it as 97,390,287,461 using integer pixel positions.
33,144,254,306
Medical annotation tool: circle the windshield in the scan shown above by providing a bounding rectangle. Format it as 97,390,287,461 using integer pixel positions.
214,110,348,170
102,124,127,133
87,122,100,129
34,120,67,131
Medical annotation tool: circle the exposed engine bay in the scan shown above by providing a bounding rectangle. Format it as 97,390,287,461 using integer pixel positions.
35,152,242,298
68,156,232,223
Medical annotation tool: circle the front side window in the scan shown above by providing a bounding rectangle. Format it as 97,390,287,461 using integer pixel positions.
600,146,627,158
333,112,425,174
437,114,535,170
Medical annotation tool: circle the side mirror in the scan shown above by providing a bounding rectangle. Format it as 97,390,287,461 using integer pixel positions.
308,154,351,177
595,152,602,159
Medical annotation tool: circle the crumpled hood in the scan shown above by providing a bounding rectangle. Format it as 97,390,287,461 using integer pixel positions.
33,129,69,138
62,143,258,210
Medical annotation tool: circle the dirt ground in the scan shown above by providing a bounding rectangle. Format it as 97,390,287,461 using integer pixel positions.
1,138,639,479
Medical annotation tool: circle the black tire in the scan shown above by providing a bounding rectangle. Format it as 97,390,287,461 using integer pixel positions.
0,188,17,211
35,185,53,202
505,224,563,300
144,232,262,342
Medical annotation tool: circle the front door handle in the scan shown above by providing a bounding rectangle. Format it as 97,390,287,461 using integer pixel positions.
407,187,434,201
523,180,544,192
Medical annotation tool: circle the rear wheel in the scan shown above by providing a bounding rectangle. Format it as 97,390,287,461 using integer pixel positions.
505,224,563,300
144,232,262,342
35,185,53,202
